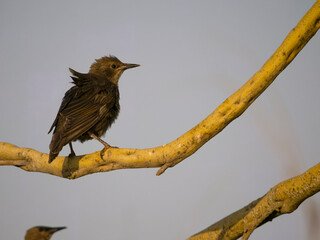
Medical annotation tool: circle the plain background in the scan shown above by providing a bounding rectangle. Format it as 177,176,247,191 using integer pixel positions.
0,1,319,239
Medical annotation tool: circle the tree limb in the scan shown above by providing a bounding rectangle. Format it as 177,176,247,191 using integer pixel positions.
188,162,320,240
1,1,319,179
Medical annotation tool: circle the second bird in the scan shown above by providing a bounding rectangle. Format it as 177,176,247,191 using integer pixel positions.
48,55,139,163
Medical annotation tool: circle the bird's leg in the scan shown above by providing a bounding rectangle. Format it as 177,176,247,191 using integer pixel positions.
88,131,110,157
88,131,111,148
88,131,117,158
68,142,76,158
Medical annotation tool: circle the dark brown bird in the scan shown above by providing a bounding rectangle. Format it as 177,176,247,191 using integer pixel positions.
48,55,139,163
25,226,66,240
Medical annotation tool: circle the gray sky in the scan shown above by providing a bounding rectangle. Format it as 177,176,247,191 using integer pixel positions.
0,1,319,239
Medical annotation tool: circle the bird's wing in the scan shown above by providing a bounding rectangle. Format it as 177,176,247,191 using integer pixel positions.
53,84,118,144
48,69,98,134
48,86,77,134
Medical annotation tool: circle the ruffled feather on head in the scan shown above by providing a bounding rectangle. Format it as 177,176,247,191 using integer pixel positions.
94,55,120,64
89,55,123,75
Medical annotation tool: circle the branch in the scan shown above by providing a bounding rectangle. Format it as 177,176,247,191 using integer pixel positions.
188,161,320,240
1,1,320,179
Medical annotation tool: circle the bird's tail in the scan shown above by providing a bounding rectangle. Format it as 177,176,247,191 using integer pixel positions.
48,152,58,163
48,133,64,163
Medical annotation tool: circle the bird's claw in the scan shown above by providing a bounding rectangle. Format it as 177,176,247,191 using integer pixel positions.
100,145,118,159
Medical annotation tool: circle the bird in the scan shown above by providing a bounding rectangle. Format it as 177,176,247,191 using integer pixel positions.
25,226,66,240
48,55,139,163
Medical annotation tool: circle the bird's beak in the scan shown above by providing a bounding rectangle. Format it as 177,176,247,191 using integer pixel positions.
48,227,67,234
123,63,140,70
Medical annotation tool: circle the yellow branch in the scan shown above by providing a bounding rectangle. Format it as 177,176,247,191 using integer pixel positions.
188,162,320,240
0,1,320,179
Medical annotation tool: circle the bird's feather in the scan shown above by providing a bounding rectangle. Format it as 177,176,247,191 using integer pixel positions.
48,70,119,160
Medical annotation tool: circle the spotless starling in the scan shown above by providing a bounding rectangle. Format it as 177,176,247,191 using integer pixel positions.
25,226,66,240
48,56,139,163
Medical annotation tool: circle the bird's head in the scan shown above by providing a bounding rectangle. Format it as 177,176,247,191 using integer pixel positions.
89,55,139,84
25,226,66,240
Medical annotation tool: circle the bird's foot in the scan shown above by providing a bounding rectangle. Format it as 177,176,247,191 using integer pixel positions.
68,143,76,158
100,146,109,159
100,144,118,159
68,152,76,159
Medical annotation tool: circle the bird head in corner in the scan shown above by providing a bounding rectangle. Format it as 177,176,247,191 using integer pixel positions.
25,226,66,240
89,55,140,84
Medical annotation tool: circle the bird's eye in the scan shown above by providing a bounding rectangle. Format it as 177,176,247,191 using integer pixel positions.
111,64,117,69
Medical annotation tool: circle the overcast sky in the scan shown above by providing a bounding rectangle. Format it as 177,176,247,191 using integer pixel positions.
0,1,319,239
